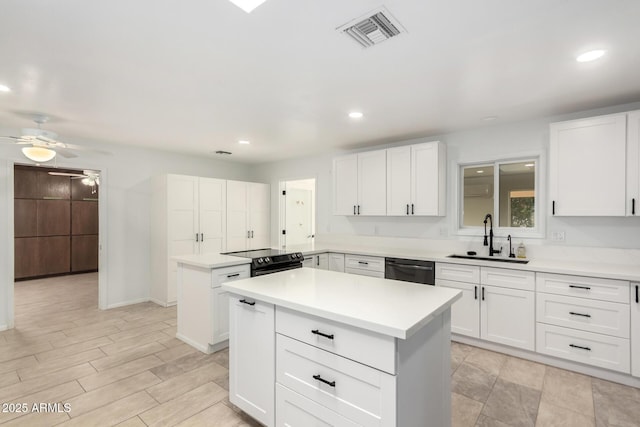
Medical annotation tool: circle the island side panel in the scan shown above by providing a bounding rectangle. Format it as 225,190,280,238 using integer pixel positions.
396,308,452,427
176,264,212,353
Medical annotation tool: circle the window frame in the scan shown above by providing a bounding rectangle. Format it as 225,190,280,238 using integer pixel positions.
455,153,546,239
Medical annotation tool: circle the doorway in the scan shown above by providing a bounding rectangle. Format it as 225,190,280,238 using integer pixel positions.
279,178,316,248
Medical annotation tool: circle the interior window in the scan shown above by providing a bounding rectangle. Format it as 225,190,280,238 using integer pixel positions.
461,160,536,230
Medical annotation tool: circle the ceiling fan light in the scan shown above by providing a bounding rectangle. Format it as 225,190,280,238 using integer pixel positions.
21,146,56,162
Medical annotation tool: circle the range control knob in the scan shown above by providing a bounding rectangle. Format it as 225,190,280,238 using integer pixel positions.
257,258,263,264
297,253,302,258
264,257,270,263
290,254,296,260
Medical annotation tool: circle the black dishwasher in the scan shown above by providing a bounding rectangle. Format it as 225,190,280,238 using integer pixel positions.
384,258,435,285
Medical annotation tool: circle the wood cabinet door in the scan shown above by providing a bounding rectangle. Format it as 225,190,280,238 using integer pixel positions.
39,236,71,275
72,235,98,272
15,237,39,279
37,171,70,199
71,178,99,200
15,199,37,237
71,201,98,235
14,167,38,199
37,200,71,236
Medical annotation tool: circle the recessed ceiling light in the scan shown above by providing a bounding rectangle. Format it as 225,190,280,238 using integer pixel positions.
238,140,250,145
576,49,606,62
228,0,267,13
349,111,364,119
482,116,498,121
476,170,484,174
0,84,10,92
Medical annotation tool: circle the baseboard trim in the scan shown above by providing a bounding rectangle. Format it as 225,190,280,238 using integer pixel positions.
149,298,177,308
176,333,210,354
0,324,8,332
106,298,151,309
452,334,640,389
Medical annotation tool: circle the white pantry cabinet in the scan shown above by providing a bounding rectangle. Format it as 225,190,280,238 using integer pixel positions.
333,150,387,216
632,283,640,377
229,295,275,427
627,110,640,216
227,180,270,252
386,141,446,216
151,175,226,306
549,113,627,216
436,264,535,351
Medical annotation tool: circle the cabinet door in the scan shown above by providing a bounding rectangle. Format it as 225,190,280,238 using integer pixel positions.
316,253,329,270
328,253,345,272
248,182,270,250
386,146,411,216
229,296,275,427
71,201,98,235
71,177,98,201
198,177,226,254
226,180,248,252
333,155,358,215
37,171,70,199
549,114,627,216
71,235,98,272
14,167,38,199
357,150,386,216
302,255,314,268
39,236,71,276
412,142,445,216
276,384,360,427
481,285,535,350
14,199,37,237
15,237,39,279
212,287,230,345
627,110,640,216
632,283,640,377
37,200,70,236
436,279,480,338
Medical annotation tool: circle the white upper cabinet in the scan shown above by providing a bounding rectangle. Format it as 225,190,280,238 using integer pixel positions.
549,113,627,216
626,110,640,216
227,181,270,252
198,177,227,254
334,150,386,216
387,141,446,216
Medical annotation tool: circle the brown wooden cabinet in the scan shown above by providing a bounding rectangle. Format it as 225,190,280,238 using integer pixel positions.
14,165,99,280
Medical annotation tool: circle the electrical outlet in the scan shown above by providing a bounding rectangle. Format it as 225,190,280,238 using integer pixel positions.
551,231,566,241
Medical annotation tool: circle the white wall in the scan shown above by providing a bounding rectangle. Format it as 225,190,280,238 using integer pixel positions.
1,132,252,327
252,101,640,251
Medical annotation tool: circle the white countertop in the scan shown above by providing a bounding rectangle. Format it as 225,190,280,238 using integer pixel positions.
222,268,462,340
172,253,251,269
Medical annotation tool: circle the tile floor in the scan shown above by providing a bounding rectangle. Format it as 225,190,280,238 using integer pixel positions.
0,273,638,426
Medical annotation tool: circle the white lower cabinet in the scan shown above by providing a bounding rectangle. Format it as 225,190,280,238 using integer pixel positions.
303,253,329,270
436,264,535,351
328,253,345,272
344,254,385,278
632,283,640,377
276,384,360,427
229,296,275,427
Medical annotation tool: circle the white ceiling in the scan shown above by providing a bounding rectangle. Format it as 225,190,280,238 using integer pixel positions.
1,0,639,164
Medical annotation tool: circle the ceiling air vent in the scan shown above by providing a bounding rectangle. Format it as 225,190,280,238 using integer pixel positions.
337,7,405,49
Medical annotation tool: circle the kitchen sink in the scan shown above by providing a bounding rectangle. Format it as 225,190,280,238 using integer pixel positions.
447,254,530,264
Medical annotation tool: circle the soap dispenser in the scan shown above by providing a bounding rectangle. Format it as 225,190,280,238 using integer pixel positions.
516,242,527,259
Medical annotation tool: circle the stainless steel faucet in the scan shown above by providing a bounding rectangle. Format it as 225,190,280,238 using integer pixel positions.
483,214,501,256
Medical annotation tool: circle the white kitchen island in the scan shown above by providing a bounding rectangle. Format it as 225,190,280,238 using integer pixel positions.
222,267,462,427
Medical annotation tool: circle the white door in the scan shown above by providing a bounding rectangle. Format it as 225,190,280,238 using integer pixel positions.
632,283,640,377
386,146,412,216
412,142,442,216
436,280,480,338
248,182,270,250
226,180,248,252
285,188,313,246
333,155,358,215
198,177,226,254
168,175,198,303
229,296,275,427
550,114,627,216
357,150,387,216
627,110,640,216
481,285,535,350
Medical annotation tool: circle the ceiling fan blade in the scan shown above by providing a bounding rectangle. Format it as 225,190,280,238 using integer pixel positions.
56,148,79,158
48,172,86,178
61,143,111,155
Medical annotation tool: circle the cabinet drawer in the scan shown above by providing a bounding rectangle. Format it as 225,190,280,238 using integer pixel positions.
276,334,396,427
537,293,630,338
536,323,630,373
345,255,385,273
212,265,250,288
536,273,629,303
481,267,535,291
436,263,480,284
276,306,395,374
276,384,360,427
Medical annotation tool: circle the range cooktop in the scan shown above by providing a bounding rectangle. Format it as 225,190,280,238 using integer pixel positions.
222,248,288,259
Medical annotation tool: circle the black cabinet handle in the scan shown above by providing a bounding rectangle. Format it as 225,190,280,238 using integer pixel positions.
196,233,199,242
474,286,478,300
357,205,360,215
406,204,409,215
633,198,636,215
569,285,591,290
201,233,204,241
353,205,356,215
313,374,335,387
239,299,255,306
569,344,591,351
481,287,485,301
311,329,334,340
227,273,240,278
411,204,414,215
569,311,591,318
316,257,319,266
358,261,369,265
552,200,555,215
636,285,638,303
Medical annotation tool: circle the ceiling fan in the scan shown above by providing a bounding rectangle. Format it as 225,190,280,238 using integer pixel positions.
48,169,100,193
0,115,103,163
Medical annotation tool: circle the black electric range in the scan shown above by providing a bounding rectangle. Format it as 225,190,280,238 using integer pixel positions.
223,248,303,276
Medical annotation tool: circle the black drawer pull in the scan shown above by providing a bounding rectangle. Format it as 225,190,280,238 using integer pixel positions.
569,344,591,351
633,198,636,215
227,273,240,278
239,299,255,306
406,204,409,215
552,200,555,215
411,203,414,215
358,261,369,265
569,311,591,318
482,287,485,301
313,374,335,387
569,285,591,290
474,286,478,300
636,285,639,304
311,329,334,340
